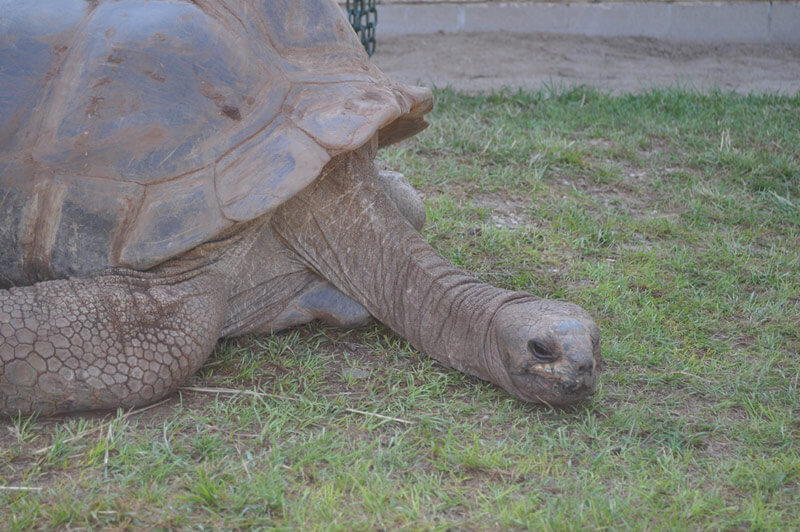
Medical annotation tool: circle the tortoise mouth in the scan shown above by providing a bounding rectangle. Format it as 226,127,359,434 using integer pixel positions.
508,370,597,406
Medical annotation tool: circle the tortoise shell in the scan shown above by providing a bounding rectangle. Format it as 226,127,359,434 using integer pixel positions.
0,0,432,287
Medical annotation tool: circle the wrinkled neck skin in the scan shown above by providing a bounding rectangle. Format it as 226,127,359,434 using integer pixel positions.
271,139,599,403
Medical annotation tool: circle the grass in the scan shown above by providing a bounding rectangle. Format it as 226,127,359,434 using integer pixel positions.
2,86,799,530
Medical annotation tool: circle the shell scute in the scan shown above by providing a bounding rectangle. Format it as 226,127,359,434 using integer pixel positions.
121,168,228,268
34,0,269,183
289,82,403,152
51,176,144,277
0,166,26,288
216,121,329,222
253,0,362,52
0,0,89,154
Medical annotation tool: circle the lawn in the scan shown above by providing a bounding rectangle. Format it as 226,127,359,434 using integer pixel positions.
2,87,798,530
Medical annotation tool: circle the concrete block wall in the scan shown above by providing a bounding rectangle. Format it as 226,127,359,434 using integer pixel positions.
359,1,800,44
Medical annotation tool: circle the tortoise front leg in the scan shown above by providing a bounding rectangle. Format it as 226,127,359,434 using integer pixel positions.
0,270,227,416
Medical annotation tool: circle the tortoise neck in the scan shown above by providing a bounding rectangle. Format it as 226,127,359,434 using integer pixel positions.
270,145,516,388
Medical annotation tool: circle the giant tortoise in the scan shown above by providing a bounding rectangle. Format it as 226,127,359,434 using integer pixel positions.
0,0,601,416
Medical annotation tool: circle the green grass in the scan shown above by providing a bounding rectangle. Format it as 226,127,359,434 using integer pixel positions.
2,86,799,530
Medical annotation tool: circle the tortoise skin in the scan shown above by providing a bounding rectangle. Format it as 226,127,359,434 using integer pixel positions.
0,0,431,287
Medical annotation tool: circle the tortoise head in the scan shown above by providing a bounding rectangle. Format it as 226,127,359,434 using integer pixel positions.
492,299,601,406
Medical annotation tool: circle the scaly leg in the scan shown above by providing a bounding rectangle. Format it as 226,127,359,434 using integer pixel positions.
0,270,227,416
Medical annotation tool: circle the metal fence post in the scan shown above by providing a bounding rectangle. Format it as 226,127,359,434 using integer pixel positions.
345,0,377,56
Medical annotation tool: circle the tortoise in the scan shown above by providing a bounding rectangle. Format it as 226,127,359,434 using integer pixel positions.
0,0,601,416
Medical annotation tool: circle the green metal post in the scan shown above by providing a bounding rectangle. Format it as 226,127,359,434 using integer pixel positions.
345,0,377,56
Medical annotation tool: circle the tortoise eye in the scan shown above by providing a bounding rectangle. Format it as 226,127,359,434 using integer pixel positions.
528,340,555,363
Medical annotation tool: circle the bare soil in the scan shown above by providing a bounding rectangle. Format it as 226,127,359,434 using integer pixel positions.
373,32,800,94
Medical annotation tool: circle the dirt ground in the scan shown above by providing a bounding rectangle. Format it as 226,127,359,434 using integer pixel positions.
373,32,800,94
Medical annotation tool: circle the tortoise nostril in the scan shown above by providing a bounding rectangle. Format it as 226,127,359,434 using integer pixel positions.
527,339,555,363
576,361,593,376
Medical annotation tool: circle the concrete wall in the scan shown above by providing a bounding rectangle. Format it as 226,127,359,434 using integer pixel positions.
364,1,800,44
